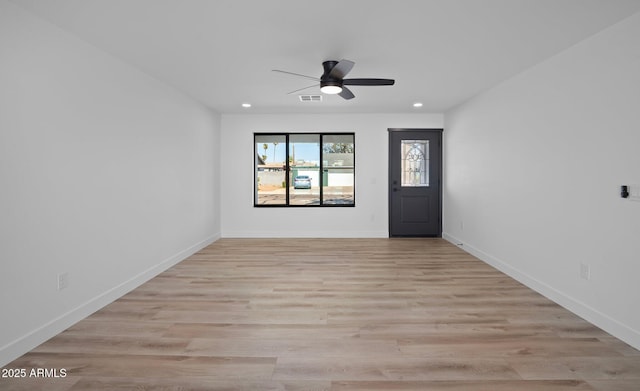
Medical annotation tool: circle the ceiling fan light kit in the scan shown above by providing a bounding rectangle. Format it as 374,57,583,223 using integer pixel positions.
320,81,343,94
273,59,395,100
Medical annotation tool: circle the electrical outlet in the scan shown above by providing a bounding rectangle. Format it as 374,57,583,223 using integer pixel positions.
57,272,69,290
580,263,590,281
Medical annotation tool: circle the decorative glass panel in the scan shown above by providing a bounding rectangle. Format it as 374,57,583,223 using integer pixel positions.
401,140,429,187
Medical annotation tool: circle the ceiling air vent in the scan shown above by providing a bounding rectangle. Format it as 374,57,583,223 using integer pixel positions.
299,95,322,102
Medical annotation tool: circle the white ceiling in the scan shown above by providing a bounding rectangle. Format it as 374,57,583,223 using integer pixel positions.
10,0,640,114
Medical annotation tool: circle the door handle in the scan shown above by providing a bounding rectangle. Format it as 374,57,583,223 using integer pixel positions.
393,188,399,192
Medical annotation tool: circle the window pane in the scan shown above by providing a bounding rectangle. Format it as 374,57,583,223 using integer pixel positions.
255,135,287,205
289,134,320,206
401,140,429,187
322,134,355,205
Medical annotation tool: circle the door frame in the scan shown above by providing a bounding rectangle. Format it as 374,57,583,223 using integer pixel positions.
388,128,443,237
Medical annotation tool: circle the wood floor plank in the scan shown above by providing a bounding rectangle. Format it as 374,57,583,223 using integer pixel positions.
57,319,173,338
587,379,640,391
69,378,331,391
330,380,596,390
272,356,522,381
509,356,640,380
2,238,639,390
31,335,191,355
397,336,623,358
162,323,361,340
8,352,276,378
152,309,328,324
0,377,79,391
185,337,401,358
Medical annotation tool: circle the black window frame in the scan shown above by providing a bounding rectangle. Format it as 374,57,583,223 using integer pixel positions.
254,132,356,207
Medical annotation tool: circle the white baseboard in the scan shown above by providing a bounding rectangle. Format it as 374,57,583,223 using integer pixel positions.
221,230,389,238
442,232,640,351
0,233,220,367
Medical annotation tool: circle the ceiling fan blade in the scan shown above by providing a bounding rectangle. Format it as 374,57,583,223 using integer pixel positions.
329,59,355,79
343,78,395,86
338,86,355,100
272,69,320,81
287,84,319,94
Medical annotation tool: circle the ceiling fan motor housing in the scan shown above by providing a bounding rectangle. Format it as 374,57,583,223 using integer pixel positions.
321,60,343,89
321,60,340,76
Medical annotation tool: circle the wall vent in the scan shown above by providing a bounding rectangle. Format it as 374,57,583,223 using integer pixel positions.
299,95,322,102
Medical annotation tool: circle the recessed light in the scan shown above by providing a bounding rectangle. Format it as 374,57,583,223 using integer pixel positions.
413,102,423,108
242,103,251,108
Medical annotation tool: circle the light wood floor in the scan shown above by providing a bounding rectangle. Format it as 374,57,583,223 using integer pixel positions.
3,238,640,390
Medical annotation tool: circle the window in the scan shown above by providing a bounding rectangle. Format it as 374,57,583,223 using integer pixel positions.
255,133,355,207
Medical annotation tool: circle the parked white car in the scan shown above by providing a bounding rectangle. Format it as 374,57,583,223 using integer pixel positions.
293,175,311,189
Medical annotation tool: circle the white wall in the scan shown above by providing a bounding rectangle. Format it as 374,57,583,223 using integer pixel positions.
221,113,443,237
0,1,221,366
444,12,640,349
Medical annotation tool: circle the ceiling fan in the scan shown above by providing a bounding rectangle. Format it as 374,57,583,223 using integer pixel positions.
272,59,395,100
